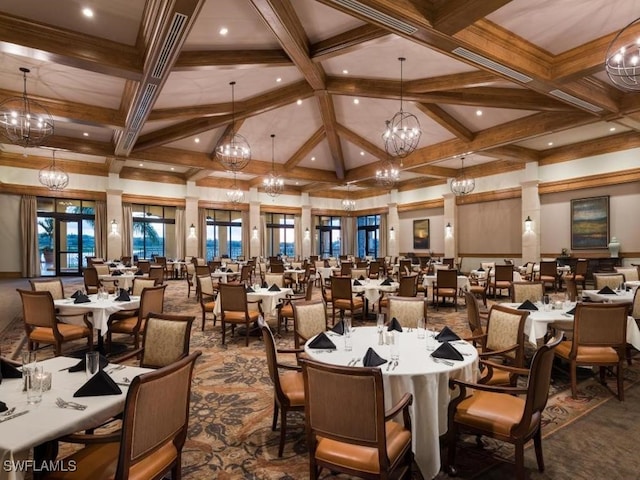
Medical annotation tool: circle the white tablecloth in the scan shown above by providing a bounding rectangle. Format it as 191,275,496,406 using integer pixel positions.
469,270,523,283
500,302,640,349
581,289,634,303
54,294,140,334
0,356,150,480
213,288,293,318
99,273,136,291
422,275,470,291
210,271,239,284
304,326,478,480
316,267,340,280
352,279,398,306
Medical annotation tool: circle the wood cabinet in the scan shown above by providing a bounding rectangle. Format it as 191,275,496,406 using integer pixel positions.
557,256,622,281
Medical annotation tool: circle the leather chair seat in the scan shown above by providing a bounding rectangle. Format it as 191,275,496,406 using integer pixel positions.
110,316,145,334
454,390,536,438
493,281,511,288
203,300,215,312
279,371,305,405
436,288,456,296
556,341,619,363
540,275,556,283
574,274,585,282
334,298,363,310
280,304,293,318
315,421,411,475
483,367,511,386
30,324,91,343
224,310,260,322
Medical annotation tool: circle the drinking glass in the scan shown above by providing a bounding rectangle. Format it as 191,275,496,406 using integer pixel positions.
344,330,353,352
389,331,400,361
26,365,43,404
543,295,551,311
85,351,100,378
376,314,385,333
21,351,36,392
426,330,437,351
417,317,426,339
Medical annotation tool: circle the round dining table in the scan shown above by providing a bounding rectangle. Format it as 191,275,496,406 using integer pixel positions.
305,326,478,479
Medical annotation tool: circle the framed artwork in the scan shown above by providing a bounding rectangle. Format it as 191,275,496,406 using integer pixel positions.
413,219,430,249
571,196,609,250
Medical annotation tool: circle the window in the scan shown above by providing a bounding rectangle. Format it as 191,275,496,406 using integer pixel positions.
316,216,341,258
357,215,380,258
204,209,243,260
132,205,175,260
265,213,295,257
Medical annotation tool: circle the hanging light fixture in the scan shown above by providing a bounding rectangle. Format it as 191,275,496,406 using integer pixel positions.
342,184,356,212
382,57,421,158
605,17,640,91
375,159,400,187
450,156,475,196
0,67,54,148
226,172,244,204
214,81,251,171
263,134,284,197
39,150,69,191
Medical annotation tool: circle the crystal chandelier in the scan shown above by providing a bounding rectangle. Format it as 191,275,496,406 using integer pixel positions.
605,17,640,91
263,134,284,198
342,184,356,212
382,57,421,158
450,157,475,196
0,68,54,148
375,159,400,187
214,81,251,171
226,172,244,204
39,150,69,191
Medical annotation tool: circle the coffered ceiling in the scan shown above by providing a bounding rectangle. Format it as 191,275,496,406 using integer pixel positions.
1,0,640,200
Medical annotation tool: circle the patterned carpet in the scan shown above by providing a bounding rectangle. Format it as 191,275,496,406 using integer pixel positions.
1,277,639,480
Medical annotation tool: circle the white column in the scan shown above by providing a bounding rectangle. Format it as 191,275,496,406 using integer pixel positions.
106,189,123,260
443,192,456,259
387,197,399,257
301,193,311,259
185,193,199,259
521,163,541,263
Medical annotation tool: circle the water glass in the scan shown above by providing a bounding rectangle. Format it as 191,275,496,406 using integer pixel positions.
85,351,100,378
26,365,43,404
344,331,353,352
389,331,399,361
543,295,551,311
21,351,36,392
376,314,385,333
426,330,437,351
417,317,426,339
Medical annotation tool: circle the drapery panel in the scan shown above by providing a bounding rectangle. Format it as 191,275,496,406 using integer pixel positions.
341,216,356,256
20,195,40,277
294,215,301,259
198,208,207,259
122,203,133,257
175,207,185,261
241,210,249,259
94,200,106,259
379,213,388,257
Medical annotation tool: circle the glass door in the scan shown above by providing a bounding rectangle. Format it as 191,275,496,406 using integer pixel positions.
55,218,94,275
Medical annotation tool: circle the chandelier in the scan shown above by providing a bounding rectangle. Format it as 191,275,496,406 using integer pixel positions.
263,134,284,197
605,17,640,91
226,172,244,204
450,157,475,196
39,150,69,191
382,57,421,158
342,184,356,212
375,159,400,187
214,81,251,171
0,67,54,148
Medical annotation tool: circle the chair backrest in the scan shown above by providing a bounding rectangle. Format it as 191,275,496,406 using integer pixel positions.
195,265,210,277
270,263,285,274
351,268,367,279
632,287,640,320
442,258,455,269
564,276,578,302
136,260,151,274
511,281,544,303
208,260,222,271
574,259,588,276
94,264,110,276
301,358,391,460
196,275,215,297
29,278,65,300
399,259,412,275
240,264,253,283
539,260,557,277
494,264,513,282
398,274,418,297
115,351,201,480
463,291,484,345
140,313,195,368
436,269,457,289
18,289,56,329
485,304,529,363
368,261,380,275
83,267,99,289
261,326,290,407
120,256,132,266
525,262,535,276
131,278,157,297
265,273,284,287
481,262,495,271
292,300,328,348
387,296,427,328
227,263,240,272
148,265,165,284
614,267,639,282
330,276,353,301
571,303,628,354
139,284,167,320
593,273,625,290
185,262,195,277
155,256,167,267
219,283,249,313
340,263,352,276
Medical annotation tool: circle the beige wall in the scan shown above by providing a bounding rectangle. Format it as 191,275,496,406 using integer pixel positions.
0,195,21,274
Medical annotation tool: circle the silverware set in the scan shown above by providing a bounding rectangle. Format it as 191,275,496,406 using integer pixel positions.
432,358,455,367
0,409,29,423
386,360,399,371
347,357,361,366
116,377,131,386
55,397,87,410
106,365,126,374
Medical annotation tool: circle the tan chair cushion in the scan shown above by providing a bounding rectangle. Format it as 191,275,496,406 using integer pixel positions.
555,341,619,363
203,301,215,312
30,324,91,343
223,311,260,323
436,288,457,296
280,371,305,406
334,298,363,310
315,421,411,475
280,304,293,318
110,316,144,334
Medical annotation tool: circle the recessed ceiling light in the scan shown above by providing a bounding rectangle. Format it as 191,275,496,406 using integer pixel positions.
353,98,359,105
194,138,200,143
360,151,365,156
609,127,616,132
547,142,553,146
219,27,228,36
139,163,143,167
82,7,94,18
295,181,299,185
476,109,483,116
82,132,89,137
296,99,302,105
342,69,349,74
276,77,282,83
311,156,315,161
170,167,175,171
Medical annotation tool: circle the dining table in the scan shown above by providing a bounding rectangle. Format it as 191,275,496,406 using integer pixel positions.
304,326,478,480
0,356,150,480
98,272,140,291
212,286,293,318
581,289,635,303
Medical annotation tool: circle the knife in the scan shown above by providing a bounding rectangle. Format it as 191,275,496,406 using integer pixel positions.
0,410,29,423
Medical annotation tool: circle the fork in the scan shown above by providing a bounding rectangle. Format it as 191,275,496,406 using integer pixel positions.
56,397,87,411
106,365,126,374
392,360,399,371
433,358,454,367
1,407,16,417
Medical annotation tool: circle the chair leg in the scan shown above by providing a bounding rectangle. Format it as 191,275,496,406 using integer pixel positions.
221,320,226,345
533,426,545,472
278,408,287,457
245,321,250,346
617,361,624,401
570,360,577,398
272,401,279,431
515,442,525,480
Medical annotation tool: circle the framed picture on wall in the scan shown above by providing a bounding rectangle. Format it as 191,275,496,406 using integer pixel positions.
571,196,609,250
413,219,430,249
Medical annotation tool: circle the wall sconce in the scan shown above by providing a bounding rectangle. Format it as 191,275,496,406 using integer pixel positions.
304,227,310,239
252,226,259,239
524,216,533,233
110,219,118,234
389,226,395,240
445,222,452,237
189,223,196,238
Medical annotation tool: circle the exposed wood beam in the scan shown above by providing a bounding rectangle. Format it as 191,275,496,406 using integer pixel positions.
397,176,446,192
174,49,293,70
336,124,386,159
404,71,498,93
106,157,126,174
186,169,211,182
120,166,186,185
249,0,325,90
284,128,325,169
0,151,108,176
414,103,474,141
0,13,142,81
404,164,458,178
432,0,514,35
311,24,389,62
148,103,232,121
316,91,345,179
482,145,540,163
538,131,640,166
42,135,114,157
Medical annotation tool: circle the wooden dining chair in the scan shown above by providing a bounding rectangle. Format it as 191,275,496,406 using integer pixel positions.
387,296,427,329
511,281,544,304
433,269,458,311
196,274,217,331
148,264,165,285
490,264,514,299
219,283,263,346
292,299,328,349
538,261,558,292
330,276,363,326
593,273,625,291
277,280,314,334
83,267,101,295
379,274,418,313
29,278,65,300
463,291,486,349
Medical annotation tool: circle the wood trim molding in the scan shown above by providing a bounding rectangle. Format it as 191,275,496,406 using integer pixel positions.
121,194,185,207
311,208,351,217
259,205,302,215
198,201,249,212
397,198,444,213
0,183,106,200
456,187,522,205
539,168,640,195
458,252,523,258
